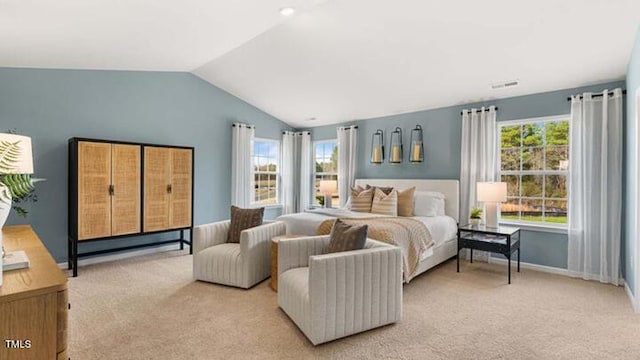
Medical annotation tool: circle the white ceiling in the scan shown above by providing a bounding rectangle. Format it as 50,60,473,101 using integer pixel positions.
1,0,639,127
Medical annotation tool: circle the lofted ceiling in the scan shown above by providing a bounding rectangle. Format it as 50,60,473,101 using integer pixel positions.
1,0,640,127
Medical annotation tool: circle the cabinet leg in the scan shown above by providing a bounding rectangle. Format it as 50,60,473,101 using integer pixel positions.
180,230,184,251
67,237,72,270
457,250,460,272
517,249,521,272
73,239,78,277
189,229,193,255
470,249,473,263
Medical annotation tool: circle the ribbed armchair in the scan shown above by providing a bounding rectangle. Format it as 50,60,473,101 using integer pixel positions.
193,220,286,289
278,235,403,345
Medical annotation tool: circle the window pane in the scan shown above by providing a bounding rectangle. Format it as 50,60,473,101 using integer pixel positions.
521,175,543,197
545,175,567,199
545,200,568,224
546,145,569,170
501,148,520,171
546,121,569,145
521,199,543,222
522,146,544,170
501,199,520,221
522,123,544,146
501,174,519,197
501,125,521,148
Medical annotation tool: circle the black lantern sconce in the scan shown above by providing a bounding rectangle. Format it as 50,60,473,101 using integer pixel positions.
389,127,403,164
409,125,424,164
370,129,384,165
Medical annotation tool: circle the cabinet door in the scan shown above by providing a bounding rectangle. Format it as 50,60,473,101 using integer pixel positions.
143,147,171,232
111,144,141,236
169,148,193,229
78,141,112,240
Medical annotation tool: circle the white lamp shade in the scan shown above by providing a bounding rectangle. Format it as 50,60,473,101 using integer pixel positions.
319,180,338,195
0,134,34,174
476,182,507,202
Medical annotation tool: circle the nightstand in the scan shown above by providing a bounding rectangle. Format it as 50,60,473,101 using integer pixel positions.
457,224,521,284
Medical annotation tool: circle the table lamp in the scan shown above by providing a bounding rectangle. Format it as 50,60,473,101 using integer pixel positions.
0,133,34,286
319,180,338,208
476,182,507,228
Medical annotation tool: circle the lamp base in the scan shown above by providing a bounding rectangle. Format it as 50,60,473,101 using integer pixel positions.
484,202,499,228
324,194,333,209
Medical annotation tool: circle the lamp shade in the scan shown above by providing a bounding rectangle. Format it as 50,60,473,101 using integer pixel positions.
0,133,34,174
476,182,507,202
319,180,338,195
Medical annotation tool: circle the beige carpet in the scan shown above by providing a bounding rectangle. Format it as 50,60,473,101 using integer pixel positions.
68,250,640,360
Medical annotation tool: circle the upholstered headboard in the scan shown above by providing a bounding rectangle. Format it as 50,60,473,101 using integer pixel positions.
354,179,460,222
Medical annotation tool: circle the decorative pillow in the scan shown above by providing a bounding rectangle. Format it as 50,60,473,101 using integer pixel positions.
371,188,398,216
413,191,445,217
227,205,264,243
396,187,416,217
327,219,368,253
349,188,374,212
365,184,394,195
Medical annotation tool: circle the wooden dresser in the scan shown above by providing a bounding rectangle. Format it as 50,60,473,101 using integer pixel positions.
0,225,69,360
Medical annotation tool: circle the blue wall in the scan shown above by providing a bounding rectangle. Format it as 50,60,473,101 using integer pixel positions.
625,26,640,296
308,80,626,270
0,68,290,262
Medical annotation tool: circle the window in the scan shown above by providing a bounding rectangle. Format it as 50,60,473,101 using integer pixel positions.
313,140,339,206
252,138,279,205
498,115,569,226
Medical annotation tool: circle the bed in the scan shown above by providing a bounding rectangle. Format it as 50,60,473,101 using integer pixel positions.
276,178,460,282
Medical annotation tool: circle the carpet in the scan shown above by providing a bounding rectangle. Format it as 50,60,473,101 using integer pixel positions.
68,250,640,359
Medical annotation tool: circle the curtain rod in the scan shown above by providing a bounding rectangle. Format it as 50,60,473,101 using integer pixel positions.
338,126,358,130
282,131,311,135
231,123,254,129
566,89,626,101
460,107,498,115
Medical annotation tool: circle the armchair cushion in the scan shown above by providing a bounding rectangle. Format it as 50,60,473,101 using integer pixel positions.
227,205,264,243
327,219,368,253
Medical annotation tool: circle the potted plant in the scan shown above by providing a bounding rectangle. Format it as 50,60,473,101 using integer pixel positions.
470,207,482,226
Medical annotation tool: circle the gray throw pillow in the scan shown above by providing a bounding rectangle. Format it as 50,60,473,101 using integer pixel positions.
227,205,264,243
327,219,368,253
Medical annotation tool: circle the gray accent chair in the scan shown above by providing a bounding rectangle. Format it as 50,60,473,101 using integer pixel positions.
277,235,403,345
193,220,285,289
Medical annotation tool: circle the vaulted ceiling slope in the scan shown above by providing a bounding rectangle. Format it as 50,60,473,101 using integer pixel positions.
1,0,639,127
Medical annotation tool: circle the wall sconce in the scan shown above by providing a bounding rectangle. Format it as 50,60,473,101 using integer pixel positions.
409,124,424,163
389,127,403,164
370,129,384,165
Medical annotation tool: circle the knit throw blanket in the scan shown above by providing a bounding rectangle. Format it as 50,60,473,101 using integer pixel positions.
317,217,434,281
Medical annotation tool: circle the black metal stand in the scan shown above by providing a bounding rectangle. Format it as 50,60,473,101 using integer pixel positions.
68,228,192,277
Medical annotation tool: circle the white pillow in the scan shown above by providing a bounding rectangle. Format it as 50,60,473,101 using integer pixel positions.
413,191,445,217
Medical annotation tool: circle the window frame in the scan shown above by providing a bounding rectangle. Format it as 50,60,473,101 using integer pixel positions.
497,114,570,232
312,139,339,206
251,137,281,207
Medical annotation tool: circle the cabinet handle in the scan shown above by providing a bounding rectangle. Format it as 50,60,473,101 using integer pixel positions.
167,184,172,194
108,185,114,196
68,303,71,310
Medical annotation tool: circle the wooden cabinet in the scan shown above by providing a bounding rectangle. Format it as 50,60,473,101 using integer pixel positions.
0,225,68,360
76,142,141,240
69,138,194,276
143,147,193,232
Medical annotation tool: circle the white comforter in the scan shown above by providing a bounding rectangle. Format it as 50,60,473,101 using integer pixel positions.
276,208,457,248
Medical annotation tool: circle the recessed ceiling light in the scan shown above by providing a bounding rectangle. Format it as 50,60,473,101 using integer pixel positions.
280,7,295,16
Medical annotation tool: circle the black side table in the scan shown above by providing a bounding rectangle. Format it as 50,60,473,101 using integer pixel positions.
457,224,521,284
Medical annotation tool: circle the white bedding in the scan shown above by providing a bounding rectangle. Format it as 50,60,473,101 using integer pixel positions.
276,209,458,258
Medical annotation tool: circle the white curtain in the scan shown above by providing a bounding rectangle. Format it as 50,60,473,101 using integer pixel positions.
281,132,297,215
567,89,623,285
460,106,497,261
231,123,255,208
282,131,312,214
299,132,313,211
337,126,357,207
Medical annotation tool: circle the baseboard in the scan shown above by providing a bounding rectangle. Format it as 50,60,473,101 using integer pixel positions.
57,243,183,269
624,281,639,313
487,256,569,276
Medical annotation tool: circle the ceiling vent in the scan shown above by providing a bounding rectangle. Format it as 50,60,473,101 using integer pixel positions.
491,80,519,89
